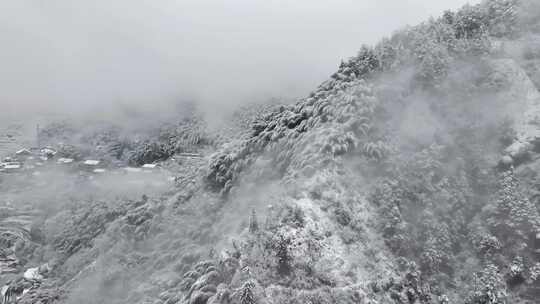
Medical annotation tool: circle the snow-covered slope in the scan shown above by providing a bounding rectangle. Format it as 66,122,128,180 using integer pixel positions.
3,1,540,304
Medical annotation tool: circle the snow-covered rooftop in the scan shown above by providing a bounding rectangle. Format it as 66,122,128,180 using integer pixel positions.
40,148,57,155
57,158,74,164
4,164,21,170
15,148,32,155
83,160,100,166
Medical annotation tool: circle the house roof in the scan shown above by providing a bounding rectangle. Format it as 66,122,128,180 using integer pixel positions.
16,148,32,155
4,164,20,169
124,167,142,173
57,158,74,164
83,160,100,166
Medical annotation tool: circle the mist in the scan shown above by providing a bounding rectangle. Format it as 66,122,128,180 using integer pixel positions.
7,1,538,304
1,0,478,122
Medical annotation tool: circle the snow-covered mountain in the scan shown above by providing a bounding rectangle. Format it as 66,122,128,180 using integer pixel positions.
2,1,540,304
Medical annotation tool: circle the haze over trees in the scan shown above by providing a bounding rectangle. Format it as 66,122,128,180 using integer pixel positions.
2,0,540,304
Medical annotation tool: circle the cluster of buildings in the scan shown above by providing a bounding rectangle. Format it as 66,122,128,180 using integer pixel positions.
0,146,160,176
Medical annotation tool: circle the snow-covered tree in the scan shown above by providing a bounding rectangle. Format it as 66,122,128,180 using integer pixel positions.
487,170,540,244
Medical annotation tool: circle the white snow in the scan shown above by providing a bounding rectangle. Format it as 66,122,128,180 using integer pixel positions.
505,141,532,158
15,148,31,155
23,267,43,280
83,160,100,166
57,158,74,164
4,164,20,170
40,148,56,155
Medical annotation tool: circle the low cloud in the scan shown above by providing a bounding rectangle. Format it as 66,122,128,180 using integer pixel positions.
0,0,478,122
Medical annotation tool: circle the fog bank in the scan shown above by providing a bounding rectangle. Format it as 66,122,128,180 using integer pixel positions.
0,0,478,121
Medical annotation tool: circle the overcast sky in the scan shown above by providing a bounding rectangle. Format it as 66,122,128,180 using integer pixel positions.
0,0,479,119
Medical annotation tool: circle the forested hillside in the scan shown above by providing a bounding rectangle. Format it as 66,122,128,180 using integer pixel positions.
2,0,540,303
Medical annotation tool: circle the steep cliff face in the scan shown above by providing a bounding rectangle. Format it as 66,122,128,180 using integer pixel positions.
3,1,540,304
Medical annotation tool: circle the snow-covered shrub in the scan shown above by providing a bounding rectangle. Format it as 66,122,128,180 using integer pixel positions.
374,38,400,71
351,45,381,78
418,217,454,274
361,140,390,160
529,262,540,282
128,141,172,166
466,263,507,304
415,41,452,86
56,143,84,160
178,259,229,304
161,117,211,152
487,170,540,244
371,180,411,255
508,256,524,282
51,201,124,256
486,0,518,37
477,233,503,256
38,121,77,144
239,280,256,304
454,4,489,39
266,231,294,277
